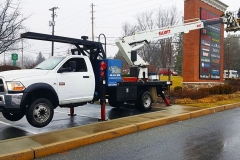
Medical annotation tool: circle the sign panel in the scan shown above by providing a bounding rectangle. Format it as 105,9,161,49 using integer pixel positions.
12,53,18,60
106,59,122,86
199,8,221,79
94,59,122,87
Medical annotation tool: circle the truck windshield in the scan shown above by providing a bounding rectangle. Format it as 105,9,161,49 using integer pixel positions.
34,57,65,70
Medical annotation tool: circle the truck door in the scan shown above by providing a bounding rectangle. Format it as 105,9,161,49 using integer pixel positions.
56,57,94,105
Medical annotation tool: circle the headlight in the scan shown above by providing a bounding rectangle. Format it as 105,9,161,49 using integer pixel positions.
6,82,25,91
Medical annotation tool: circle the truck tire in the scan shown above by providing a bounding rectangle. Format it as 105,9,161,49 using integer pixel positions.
136,91,152,111
26,98,54,128
2,112,24,121
108,99,124,108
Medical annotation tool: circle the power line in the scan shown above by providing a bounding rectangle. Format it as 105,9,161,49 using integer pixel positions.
96,0,174,18
97,0,130,6
57,7,89,20
54,11,90,31
97,0,161,12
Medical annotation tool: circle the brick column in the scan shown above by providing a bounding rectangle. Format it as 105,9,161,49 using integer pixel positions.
183,0,228,89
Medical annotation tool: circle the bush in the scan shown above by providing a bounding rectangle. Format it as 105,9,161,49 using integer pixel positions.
209,84,233,95
171,89,207,100
171,79,240,104
171,84,233,100
225,79,240,92
0,65,21,72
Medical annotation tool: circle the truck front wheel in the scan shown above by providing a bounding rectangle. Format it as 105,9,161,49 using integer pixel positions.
26,98,54,128
2,112,24,121
136,91,152,111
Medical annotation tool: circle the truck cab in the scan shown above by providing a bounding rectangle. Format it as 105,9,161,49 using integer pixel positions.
0,54,95,128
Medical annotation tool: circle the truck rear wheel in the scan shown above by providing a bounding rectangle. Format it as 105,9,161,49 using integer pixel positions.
2,112,24,121
136,91,152,111
26,98,54,128
108,99,124,108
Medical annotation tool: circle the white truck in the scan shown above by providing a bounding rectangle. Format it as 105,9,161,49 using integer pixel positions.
0,32,172,128
0,13,237,128
223,70,238,78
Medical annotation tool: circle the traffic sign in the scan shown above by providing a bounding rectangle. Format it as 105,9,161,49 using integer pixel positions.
12,53,18,60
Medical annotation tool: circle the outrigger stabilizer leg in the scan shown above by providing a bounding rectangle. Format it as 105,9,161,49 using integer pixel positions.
68,106,76,116
99,99,107,121
98,84,108,121
158,91,171,106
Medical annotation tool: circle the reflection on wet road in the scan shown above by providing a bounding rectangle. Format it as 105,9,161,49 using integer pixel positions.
38,107,240,160
0,103,165,140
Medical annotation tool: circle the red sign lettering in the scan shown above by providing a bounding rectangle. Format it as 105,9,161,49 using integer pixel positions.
201,9,207,20
202,68,209,72
159,29,170,35
201,34,211,41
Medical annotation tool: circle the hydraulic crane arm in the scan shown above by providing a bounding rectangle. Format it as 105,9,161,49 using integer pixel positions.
115,19,205,66
115,13,240,67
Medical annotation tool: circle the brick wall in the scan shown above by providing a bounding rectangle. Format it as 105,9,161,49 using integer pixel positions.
183,0,225,83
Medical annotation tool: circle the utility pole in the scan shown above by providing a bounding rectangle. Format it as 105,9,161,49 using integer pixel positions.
21,39,23,68
49,7,58,56
227,37,230,79
3,52,5,65
91,3,95,41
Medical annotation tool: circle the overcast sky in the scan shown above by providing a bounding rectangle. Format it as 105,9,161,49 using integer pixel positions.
4,0,238,61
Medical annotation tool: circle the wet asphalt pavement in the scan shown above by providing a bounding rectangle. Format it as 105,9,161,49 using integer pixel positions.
37,107,240,160
0,103,164,140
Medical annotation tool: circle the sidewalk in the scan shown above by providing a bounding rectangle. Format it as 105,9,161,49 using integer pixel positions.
0,103,239,160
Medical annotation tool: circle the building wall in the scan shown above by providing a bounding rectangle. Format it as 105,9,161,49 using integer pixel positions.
183,0,226,86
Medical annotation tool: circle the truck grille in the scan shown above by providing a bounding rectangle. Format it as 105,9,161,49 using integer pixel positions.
0,79,4,92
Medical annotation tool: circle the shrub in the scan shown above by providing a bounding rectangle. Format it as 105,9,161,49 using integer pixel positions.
209,84,233,95
225,79,240,92
171,84,233,101
0,65,21,72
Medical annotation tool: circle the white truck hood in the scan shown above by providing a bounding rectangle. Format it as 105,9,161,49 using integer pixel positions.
0,69,49,81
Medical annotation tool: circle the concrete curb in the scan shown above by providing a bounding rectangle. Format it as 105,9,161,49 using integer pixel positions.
190,108,215,118
136,113,191,131
33,125,138,158
0,150,34,160
1,103,240,160
224,103,239,110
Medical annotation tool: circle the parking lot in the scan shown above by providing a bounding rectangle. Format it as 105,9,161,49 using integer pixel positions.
0,103,165,140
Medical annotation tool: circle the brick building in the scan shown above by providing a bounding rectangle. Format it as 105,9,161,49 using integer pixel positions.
183,0,228,89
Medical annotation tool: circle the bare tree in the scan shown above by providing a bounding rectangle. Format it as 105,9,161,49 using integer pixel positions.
174,33,183,75
155,6,182,69
135,10,154,31
122,22,137,37
20,53,35,68
224,34,240,73
0,53,36,68
0,0,28,54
